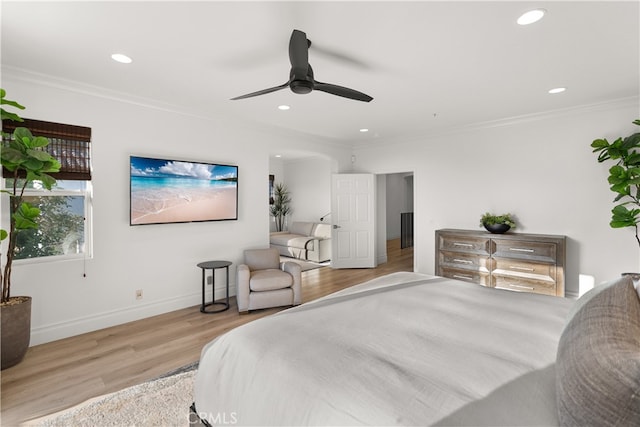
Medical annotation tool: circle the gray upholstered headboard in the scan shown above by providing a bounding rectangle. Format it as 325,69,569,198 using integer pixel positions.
555,275,640,426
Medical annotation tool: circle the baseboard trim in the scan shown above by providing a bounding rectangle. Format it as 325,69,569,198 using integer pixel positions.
30,285,236,346
565,290,579,300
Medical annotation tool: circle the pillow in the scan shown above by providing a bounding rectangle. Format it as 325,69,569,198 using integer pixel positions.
556,276,640,426
288,221,314,236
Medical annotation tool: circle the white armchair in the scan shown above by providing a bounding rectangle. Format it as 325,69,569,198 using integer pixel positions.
236,248,302,313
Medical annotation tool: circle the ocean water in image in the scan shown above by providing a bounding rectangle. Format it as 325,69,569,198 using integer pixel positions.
130,176,236,223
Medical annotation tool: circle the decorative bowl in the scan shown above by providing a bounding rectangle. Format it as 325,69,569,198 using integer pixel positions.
483,223,511,234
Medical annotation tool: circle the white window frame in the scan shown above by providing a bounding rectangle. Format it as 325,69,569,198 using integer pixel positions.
1,180,93,265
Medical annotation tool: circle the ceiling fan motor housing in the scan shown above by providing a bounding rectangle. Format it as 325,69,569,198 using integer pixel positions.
290,79,313,94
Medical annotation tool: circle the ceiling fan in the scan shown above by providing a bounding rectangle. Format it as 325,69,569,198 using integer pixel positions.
231,29,373,102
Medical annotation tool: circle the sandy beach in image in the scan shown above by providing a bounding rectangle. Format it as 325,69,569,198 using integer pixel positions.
131,187,237,224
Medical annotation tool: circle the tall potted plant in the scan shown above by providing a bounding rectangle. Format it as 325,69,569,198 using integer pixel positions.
1,89,61,369
270,182,291,232
591,119,640,252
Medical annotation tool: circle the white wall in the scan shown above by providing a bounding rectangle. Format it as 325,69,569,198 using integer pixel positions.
353,99,640,296
1,74,351,345
279,156,335,226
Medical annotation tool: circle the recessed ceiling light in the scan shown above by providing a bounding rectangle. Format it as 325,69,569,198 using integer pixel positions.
111,53,132,64
275,154,282,158
517,9,546,25
548,87,566,94
359,128,369,133
278,105,290,110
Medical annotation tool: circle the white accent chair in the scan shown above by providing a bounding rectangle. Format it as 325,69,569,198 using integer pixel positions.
237,248,302,313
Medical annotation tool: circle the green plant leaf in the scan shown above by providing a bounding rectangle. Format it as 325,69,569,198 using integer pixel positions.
610,204,640,228
37,173,57,190
13,202,40,230
0,229,7,241
40,159,61,174
30,136,50,149
0,88,25,122
22,157,44,171
0,93,25,110
13,127,34,145
0,146,24,165
622,132,640,149
591,138,609,148
1,110,24,122
626,153,640,166
26,148,55,162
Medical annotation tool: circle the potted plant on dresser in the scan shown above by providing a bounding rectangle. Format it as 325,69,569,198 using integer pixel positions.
1,89,61,369
591,119,640,281
480,212,517,234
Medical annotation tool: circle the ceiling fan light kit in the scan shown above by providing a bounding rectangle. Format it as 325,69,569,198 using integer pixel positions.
231,29,373,103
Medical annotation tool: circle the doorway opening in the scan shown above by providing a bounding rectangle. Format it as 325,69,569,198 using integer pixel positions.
377,172,414,270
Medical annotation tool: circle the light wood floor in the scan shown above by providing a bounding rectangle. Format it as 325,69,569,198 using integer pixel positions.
1,239,413,426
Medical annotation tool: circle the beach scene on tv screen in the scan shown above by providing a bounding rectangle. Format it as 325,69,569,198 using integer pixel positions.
130,156,238,225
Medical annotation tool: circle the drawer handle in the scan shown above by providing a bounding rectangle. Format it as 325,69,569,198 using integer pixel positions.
509,247,535,253
509,265,534,271
453,274,473,281
453,242,473,247
506,283,535,290
453,258,473,264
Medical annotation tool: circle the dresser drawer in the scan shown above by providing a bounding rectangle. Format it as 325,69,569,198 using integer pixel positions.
439,252,490,272
492,275,557,296
440,267,491,287
492,259,556,282
439,234,490,255
492,239,557,263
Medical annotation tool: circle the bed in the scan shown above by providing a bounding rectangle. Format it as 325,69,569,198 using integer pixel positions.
192,272,640,426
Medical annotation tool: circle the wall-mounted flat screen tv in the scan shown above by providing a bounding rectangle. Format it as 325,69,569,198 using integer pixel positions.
130,156,238,225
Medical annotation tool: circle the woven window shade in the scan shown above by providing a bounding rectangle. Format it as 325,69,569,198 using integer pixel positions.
2,118,92,180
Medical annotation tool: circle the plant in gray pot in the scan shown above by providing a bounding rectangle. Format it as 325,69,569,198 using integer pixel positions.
1,89,61,369
480,212,517,234
591,119,640,281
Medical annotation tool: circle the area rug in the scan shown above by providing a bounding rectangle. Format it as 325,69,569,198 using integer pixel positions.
280,256,330,272
23,363,198,427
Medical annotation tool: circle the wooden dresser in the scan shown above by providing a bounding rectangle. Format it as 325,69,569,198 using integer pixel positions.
435,229,566,297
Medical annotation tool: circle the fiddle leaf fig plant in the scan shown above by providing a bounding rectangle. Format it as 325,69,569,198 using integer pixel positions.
591,119,640,248
1,89,61,303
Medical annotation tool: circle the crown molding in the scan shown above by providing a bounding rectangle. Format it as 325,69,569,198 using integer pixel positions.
1,66,346,149
352,95,640,150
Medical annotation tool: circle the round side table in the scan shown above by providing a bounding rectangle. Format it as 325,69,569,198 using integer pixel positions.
197,260,232,314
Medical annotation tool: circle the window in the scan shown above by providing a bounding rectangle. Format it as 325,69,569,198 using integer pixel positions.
6,180,92,261
2,118,92,262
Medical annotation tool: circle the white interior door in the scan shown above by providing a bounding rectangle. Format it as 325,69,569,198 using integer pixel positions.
331,173,376,268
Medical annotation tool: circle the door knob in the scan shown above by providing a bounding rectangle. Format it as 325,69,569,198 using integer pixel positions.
333,224,341,229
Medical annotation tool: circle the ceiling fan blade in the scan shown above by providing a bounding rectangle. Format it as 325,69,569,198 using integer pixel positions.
289,29,309,78
230,81,290,100
314,81,373,102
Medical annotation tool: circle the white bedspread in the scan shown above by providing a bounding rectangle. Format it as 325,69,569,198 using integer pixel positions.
194,272,574,426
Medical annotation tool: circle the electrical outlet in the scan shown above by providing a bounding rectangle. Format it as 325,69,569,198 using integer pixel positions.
136,289,143,300
207,275,213,285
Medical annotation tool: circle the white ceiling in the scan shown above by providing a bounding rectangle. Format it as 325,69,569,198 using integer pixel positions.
2,1,638,149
